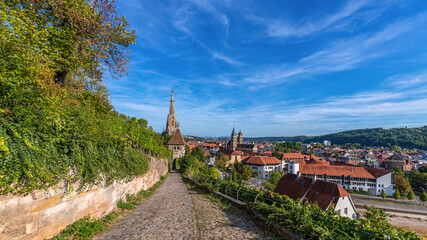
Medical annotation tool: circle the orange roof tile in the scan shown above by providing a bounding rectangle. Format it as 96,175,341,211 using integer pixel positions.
242,156,281,165
281,153,309,160
167,129,186,145
299,163,391,179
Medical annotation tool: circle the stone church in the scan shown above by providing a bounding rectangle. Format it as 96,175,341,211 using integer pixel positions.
225,128,257,153
165,89,186,163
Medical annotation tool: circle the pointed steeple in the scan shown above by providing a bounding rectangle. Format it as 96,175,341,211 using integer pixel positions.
165,88,178,135
169,88,175,116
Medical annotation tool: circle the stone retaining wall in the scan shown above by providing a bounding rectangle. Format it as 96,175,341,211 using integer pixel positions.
0,156,169,240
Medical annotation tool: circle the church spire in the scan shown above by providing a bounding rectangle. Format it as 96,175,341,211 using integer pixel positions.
165,88,178,135
169,88,175,116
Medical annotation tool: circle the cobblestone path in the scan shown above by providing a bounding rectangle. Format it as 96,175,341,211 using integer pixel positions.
96,172,274,240
96,173,197,240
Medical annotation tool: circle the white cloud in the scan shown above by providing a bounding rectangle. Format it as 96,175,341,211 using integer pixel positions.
267,0,372,38
242,16,424,85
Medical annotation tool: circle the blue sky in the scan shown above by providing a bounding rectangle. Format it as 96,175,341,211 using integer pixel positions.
106,0,427,137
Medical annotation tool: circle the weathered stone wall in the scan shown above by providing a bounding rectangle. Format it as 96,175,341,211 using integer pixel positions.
0,156,168,240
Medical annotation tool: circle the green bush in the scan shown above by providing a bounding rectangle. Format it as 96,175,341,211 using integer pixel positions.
380,190,387,198
393,190,401,199
117,200,135,210
0,1,171,196
51,216,106,240
407,190,415,200
189,172,422,239
421,191,427,202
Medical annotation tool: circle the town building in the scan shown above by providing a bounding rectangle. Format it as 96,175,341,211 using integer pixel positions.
167,128,186,162
323,140,331,146
242,156,281,179
287,161,394,196
386,154,413,172
274,173,359,219
224,128,257,153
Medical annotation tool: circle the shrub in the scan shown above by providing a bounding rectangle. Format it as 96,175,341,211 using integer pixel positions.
187,172,422,239
380,190,387,198
117,200,134,210
407,190,415,200
208,167,221,179
420,191,427,203
393,190,401,199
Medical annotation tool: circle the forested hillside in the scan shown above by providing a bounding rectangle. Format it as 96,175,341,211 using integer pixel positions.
247,126,427,150
0,1,170,195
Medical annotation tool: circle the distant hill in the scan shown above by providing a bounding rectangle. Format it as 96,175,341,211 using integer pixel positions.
245,126,427,150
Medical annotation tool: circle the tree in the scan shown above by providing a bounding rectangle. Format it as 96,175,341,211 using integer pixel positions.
418,166,427,173
215,155,229,171
420,191,427,203
380,190,387,198
208,167,220,179
394,174,412,197
2,0,136,87
390,145,401,152
407,190,415,200
272,151,282,159
262,171,285,191
393,166,403,175
241,166,253,181
393,190,401,199
191,146,207,161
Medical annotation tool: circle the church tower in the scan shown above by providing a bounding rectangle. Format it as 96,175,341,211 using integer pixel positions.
231,127,237,151
165,89,178,135
238,130,243,144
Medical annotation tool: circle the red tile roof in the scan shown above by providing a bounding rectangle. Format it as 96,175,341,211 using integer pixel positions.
231,150,244,155
299,163,391,179
242,156,281,165
167,129,186,145
281,153,310,161
274,173,350,211
273,174,313,199
203,143,216,147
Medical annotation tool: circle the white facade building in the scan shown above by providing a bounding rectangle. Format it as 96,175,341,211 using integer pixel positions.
242,156,281,179
288,161,394,196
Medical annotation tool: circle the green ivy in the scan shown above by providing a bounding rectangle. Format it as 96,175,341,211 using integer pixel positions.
0,3,171,195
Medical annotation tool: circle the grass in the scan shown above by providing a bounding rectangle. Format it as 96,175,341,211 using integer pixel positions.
50,172,169,240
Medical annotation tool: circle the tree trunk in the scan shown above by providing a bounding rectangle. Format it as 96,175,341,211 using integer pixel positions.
54,70,68,87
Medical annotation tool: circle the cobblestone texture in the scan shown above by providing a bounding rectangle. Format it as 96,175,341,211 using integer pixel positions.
188,185,275,240
97,172,274,239
96,173,197,240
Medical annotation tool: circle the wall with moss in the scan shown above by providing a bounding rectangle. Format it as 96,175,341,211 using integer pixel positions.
0,157,168,240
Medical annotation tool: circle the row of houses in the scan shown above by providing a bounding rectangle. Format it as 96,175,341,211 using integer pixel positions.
240,155,394,196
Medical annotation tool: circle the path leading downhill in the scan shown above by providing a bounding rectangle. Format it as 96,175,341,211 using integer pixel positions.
96,173,197,240
96,172,274,240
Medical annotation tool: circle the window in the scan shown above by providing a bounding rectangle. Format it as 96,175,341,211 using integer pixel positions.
337,209,341,215
344,208,348,215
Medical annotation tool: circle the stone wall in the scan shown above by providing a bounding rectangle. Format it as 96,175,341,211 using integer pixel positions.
0,156,168,240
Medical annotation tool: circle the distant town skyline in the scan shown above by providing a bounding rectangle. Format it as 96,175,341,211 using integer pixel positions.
106,0,427,137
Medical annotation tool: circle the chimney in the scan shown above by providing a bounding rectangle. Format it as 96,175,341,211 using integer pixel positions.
297,171,301,180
